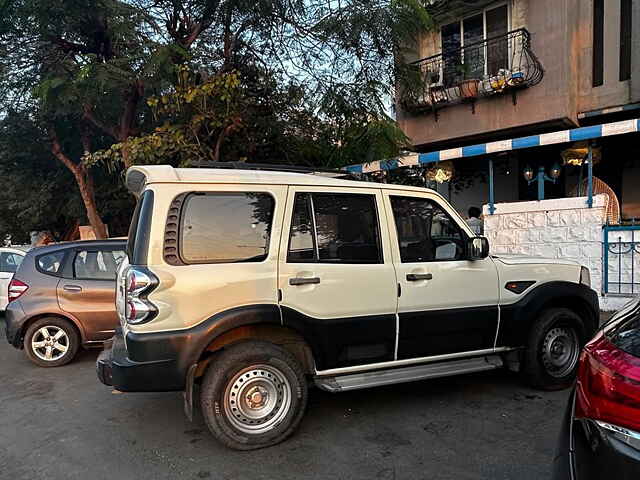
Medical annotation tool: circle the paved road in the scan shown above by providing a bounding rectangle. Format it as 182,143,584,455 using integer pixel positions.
0,318,569,480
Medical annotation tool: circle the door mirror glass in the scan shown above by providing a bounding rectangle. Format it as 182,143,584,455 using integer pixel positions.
468,237,490,260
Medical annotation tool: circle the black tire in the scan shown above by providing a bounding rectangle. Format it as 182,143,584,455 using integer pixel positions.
23,317,80,367
522,308,586,390
200,340,308,450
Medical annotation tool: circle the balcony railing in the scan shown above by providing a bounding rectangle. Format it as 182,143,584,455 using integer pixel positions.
401,28,544,115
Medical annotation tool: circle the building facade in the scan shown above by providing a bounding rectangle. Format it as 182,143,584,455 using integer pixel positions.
387,0,640,308
396,0,640,219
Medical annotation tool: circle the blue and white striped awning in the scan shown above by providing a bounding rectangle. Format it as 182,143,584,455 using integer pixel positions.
344,118,640,174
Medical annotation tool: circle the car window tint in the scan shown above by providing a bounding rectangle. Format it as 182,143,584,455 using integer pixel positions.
287,192,381,264
313,193,381,263
610,314,640,358
287,193,316,262
180,193,274,264
74,250,125,280
37,251,65,274
0,252,23,273
390,196,465,262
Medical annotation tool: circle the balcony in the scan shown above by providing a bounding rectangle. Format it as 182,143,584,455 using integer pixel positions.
401,28,544,117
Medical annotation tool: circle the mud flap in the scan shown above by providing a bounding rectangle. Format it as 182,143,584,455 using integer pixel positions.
183,364,197,422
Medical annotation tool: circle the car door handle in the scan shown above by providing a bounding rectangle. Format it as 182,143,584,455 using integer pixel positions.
63,285,83,292
406,273,433,281
289,277,320,286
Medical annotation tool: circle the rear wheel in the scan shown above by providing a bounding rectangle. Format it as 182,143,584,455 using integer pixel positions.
523,308,585,390
24,317,80,367
200,341,307,450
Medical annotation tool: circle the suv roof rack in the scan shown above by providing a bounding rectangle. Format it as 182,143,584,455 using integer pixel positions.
197,162,352,178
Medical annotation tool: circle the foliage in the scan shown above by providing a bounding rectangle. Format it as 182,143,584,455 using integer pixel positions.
0,0,433,238
92,68,242,166
0,111,134,242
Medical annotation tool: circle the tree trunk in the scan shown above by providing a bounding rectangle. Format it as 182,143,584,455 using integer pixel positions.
50,129,108,239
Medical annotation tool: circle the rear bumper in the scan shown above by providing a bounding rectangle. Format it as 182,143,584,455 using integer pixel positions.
96,328,185,392
4,300,26,348
552,388,640,480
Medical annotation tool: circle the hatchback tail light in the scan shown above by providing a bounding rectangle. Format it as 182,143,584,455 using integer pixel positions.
121,267,158,324
8,278,28,302
575,333,640,433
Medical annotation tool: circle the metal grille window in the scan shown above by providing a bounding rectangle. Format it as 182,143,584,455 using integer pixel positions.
604,226,640,295
441,4,509,87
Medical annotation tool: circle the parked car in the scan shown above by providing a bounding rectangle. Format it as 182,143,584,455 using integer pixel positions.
97,164,599,450
5,240,126,367
0,246,28,310
553,297,640,479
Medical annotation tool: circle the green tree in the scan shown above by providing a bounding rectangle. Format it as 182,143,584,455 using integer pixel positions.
0,0,431,238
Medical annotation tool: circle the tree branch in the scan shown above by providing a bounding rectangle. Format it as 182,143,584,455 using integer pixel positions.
49,127,80,175
83,104,118,139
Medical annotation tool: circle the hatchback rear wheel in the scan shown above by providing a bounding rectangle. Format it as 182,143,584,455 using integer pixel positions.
24,317,79,367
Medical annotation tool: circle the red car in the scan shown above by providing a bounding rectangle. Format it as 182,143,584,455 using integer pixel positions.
553,298,640,479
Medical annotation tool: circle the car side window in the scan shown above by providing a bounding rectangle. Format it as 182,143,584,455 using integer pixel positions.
179,192,275,264
0,252,23,273
287,192,382,264
390,196,466,262
37,251,65,274
74,250,126,280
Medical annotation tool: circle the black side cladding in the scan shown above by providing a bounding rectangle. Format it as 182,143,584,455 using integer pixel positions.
498,281,600,347
102,305,282,392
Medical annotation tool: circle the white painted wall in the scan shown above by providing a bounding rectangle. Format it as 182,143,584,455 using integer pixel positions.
482,194,632,311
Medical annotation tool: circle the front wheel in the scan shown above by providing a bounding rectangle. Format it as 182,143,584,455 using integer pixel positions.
522,308,585,390
200,341,308,450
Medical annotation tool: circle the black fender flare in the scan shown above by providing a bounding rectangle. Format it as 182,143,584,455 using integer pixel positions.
123,304,282,385
497,281,600,347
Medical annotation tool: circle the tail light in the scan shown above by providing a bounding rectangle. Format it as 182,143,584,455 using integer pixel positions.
8,278,28,302
575,333,640,433
122,267,158,324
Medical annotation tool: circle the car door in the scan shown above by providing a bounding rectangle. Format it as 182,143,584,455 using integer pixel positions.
278,186,398,371
57,247,125,342
383,191,500,360
0,251,25,309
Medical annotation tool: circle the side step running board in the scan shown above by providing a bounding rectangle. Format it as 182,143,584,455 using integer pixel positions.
314,355,503,392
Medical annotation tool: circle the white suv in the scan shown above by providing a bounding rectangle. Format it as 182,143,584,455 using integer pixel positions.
97,164,599,450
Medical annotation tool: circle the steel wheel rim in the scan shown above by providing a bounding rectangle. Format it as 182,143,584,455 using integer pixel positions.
223,364,292,435
541,325,579,378
31,326,69,362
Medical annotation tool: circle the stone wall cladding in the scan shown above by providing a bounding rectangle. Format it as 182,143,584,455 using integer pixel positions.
484,195,609,307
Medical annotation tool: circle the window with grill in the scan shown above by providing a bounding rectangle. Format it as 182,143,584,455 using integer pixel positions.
441,4,509,87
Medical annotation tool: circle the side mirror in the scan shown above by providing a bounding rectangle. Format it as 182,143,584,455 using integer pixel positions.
468,236,490,260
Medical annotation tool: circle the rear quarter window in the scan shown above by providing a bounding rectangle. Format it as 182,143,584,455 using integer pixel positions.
36,251,66,275
179,192,275,264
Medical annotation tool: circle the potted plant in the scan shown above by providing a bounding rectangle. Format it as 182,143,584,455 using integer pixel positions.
455,62,480,99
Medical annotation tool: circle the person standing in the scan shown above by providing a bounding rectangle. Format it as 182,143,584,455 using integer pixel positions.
466,206,483,235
